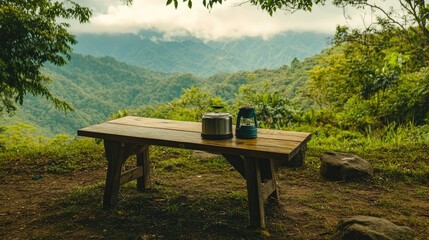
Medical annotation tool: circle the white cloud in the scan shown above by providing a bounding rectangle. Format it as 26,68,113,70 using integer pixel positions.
69,0,390,40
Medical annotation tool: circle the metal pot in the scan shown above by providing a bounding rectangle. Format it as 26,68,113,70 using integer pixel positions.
201,112,233,140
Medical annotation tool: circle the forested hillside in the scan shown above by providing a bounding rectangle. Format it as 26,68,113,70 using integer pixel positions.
0,52,316,136
0,54,204,135
203,56,316,103
73,30,330,76
1,1,428,239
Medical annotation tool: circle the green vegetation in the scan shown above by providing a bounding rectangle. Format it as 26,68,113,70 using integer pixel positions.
0,50,317,136
0,127,104,174
1,0,428,238
0,0,91,114
0,47,427,238
0,54,202,136
0,0,427,186
0,119,427,239
165,0,326,13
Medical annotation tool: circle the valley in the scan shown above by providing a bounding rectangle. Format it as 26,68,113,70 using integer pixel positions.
1,30,329,136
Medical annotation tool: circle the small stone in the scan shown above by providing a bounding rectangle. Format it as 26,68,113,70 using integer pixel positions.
31,175,43,180
320,151,373,181
333,215,414,240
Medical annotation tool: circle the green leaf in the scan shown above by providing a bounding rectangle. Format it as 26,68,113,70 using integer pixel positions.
188,0,192,8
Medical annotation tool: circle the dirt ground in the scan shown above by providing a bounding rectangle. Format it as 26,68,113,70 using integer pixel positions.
0,169,106,239
0,160,428,239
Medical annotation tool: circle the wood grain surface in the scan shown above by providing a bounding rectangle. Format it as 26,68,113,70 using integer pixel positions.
78,116,311,160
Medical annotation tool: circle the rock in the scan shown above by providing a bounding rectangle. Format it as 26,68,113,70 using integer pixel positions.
31,175,43,180
320,151,373,181
333,215,415,240
192,150,221,159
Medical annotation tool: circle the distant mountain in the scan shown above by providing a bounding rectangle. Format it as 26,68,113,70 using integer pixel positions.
1,48,323,136
208,32,330,70
73,30,331,76
0,54,203,136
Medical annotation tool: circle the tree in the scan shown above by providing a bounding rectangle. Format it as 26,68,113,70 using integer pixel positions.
235,83,303,129
163,0,325,15
2,0,427,117
335,0,429,42
180,0,325,14
0,0,91,114
135,87,226,121
307,24,429,128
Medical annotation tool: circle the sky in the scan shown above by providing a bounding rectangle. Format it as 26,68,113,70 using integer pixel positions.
70,0,388,40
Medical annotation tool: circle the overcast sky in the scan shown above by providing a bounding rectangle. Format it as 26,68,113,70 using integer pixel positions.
70,0,387,40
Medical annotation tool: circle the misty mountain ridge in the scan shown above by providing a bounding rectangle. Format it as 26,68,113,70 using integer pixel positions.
1,50,320,136
73,29,331,76
2,29,332,136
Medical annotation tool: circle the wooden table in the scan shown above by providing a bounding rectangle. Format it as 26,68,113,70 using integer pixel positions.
77,116,311,228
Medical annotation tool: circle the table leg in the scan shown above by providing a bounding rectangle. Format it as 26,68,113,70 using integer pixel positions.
136,145,150,191
259,159,280,202
244,156,265,228
103,140,125,209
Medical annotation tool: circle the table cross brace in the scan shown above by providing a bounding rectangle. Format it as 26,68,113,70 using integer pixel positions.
223,154,279,228
103,140,149,209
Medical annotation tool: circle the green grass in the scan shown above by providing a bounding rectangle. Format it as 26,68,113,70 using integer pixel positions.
301,123,429,184
1,123,428,239
0,135,105,174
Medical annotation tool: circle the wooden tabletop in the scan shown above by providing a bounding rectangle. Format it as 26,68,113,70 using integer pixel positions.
77,116,311,160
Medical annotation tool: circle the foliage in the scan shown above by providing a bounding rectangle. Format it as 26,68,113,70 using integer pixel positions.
163,0,326,15
0,123,42,151
305,49,350,109
234,83,303,129
205,55,316,105
161,0,429,28
135,86,226,122
0,126,5,151
317,0,429,128
109,109,129,120
0,0,91,114
306,19,429,130
0,54,203,136
0,125,104,173
334,0,429,45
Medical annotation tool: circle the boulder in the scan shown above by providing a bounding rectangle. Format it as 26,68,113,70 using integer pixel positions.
333,215,414,240
320,151,373,181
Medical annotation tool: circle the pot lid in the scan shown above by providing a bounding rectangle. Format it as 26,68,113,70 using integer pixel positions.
202,112,231,119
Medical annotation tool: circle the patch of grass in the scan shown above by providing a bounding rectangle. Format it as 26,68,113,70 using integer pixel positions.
150,147,230,174
375,197,401,209
306,124,429,183
0,136,105,174
54,178,264,240
1,122,429,239
413,186,429,199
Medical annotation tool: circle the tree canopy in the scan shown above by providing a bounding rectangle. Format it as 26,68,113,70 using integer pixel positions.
0,0,91,114
1,0,428,120
305,1,429,128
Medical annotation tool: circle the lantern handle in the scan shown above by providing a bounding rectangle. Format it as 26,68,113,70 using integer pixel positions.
253,112,258,128
236,113,241,129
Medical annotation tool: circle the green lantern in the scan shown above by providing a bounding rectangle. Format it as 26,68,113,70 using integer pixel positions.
235,106,258,139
